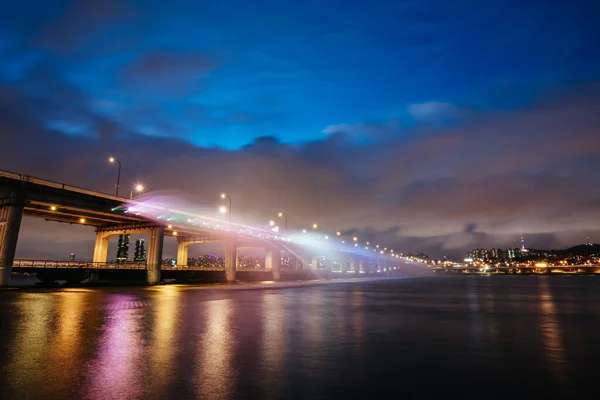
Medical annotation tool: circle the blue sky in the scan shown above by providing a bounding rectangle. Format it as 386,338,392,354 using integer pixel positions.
2,0,600,259
2,0,599,149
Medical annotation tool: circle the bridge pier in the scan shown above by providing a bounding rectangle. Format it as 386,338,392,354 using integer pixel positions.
0,187,24,287
224,239,237,283
176,241,189,267
92,231,110,263
146,225,165,284
341,259,349,276
265,248,281,281
324,257,332,278
311,256,318,271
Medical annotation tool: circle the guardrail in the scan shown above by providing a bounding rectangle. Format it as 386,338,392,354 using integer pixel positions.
13,260,304,272
13,260,147,269
161,265,224,271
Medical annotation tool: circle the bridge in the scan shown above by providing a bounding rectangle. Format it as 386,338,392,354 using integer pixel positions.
0,170,404,286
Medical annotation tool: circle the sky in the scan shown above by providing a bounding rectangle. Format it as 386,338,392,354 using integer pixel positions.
1,0,600,260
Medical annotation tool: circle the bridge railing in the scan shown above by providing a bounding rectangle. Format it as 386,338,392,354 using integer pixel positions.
13,260,315,272
13,260,147,269
161,265,224,271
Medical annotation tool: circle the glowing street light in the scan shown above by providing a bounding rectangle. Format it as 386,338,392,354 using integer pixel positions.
79,218,86,224
269,220,275,226
312,223,318,230
219,206,228,215
220,193,232,222
336,231,341,236
353,236,358,242
130,183,144,199
108,156,121,196
278,212,288,232
50,206,57,211
302,229,307,233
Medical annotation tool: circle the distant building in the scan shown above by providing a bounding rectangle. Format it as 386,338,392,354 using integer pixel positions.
134,238,146,262
68,253,76,261
116,234,130,262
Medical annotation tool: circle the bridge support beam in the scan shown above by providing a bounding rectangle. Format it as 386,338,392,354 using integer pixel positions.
265,248,281,281
92,232,110,263
311,256,318,271
147,225,164,284
176,241,188,267
224,239,237,283
341,259,349,275
0,188,24,287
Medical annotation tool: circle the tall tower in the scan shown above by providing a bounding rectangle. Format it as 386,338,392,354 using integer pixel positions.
520,232,528,253
116,234,130,262
134,238,146,262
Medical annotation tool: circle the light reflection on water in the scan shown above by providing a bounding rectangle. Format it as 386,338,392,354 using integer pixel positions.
86,294,144,400
196,298,236,400
1,277,599,399
538,277,569,384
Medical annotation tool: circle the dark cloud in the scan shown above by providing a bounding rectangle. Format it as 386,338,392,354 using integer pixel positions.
35,0,134,52
3,80,600,259
124,51,214,78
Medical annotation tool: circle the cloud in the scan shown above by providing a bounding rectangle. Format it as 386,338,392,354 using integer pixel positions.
407,101,460,120
35,0,134,52
2,61,600,259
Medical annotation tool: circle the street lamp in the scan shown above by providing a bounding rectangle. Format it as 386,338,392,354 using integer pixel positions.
130,183,144,199
353,236,358,242
336,231,341,236
108,156,121,196
220,193,232,222
269,220,275,227
278,212,288,232
312,223,318,230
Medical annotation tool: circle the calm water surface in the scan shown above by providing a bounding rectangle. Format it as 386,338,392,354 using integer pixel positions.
1,276,599,399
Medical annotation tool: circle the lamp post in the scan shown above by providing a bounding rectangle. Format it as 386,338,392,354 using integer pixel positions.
108,157,121,197
278,212,288,232
220,193,232,222
130,183,144,199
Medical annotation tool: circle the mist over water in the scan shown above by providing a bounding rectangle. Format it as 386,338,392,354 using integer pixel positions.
1,276,599,399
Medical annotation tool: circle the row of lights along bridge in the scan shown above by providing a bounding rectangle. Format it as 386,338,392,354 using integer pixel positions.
107,156,402,259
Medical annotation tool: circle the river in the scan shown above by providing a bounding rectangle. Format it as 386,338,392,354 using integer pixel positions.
1,276,598,399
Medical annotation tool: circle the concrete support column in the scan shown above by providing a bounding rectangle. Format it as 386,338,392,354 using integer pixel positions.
311,256,318,271
176,241,189,267
324,257,332,276
147,225,165,284
0,188,24,287
224,239,237,283
92,232,110,263
341,259,348,275
266,248,282,281
359,260,365,274
351,260,358,274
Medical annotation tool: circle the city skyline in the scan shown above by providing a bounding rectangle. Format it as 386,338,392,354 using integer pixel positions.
2,1,600,259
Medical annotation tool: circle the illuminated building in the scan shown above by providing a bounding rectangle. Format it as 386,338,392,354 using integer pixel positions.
134,238,146,262
116,234,130,262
